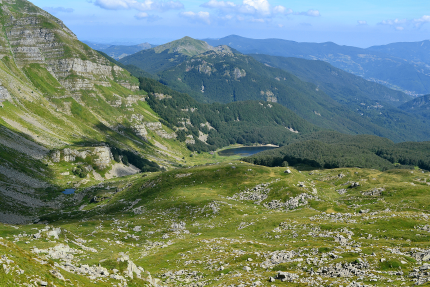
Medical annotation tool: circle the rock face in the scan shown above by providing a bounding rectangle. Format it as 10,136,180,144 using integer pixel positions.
133,124,148,140
1,0,136,93
145,122,177,139
0,85,11,105
50,147,113,169
93,147,113,169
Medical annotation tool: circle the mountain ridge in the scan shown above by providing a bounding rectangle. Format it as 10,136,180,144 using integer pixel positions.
204,35,430,96
154,43,430,142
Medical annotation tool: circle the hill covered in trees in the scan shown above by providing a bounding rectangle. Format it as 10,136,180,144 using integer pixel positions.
244,131,430,171
138,77,319,152
155,47,430,142
399,94,430,119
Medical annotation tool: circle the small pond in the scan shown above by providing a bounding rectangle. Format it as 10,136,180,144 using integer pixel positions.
218,146,278,157
62,189,76,195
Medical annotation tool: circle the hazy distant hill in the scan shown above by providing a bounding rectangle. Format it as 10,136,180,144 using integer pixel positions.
84,41,155,59
399,94,430,119
368,40,430,65
205,35,430,95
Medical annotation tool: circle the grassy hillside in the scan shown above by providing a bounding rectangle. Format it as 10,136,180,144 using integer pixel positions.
2,5,430,287
0,0,199,220
1,162,430,286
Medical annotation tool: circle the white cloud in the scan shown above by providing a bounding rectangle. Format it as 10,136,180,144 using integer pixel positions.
377,15,430,30
357,20,367,25
200,0,293,18
241,0,271,15
180,11,211,24
135,12,162,21
414,15,430,27
378,18,407,31
378,18,407,25
94,0,184,12
295,9,320,17
201,0,236,9
273,5,292,15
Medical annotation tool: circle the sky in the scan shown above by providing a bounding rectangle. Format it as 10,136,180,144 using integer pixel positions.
30,0,430,48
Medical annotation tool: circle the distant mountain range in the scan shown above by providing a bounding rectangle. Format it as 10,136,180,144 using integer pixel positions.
94,35,430,96
204,35,430,96
117,36,430,143
83,41,155,59
368,40,430,64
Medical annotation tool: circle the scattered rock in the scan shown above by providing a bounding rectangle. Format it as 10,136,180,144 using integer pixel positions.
350,182,360,188
275,271,299,282
243,266,251,272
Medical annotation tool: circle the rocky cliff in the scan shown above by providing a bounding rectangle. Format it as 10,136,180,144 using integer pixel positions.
0,0,189,222
0,0,137,93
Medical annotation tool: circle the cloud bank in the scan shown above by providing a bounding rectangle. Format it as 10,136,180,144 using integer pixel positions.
94,0,184,12
180,11,211,24
201,0,318,18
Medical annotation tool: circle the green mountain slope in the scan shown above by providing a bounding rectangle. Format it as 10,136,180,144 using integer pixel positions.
139,77,320,151
157,48,430,142
399,94,430,119
250,54,411,106
205,35,430,95
0,0,195,219
249,55,430,141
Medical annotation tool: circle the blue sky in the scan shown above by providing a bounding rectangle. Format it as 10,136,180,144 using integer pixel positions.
30,0,430,47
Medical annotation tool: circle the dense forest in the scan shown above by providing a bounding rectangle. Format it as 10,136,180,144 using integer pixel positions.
157,50,430,142
139,77,319,152
244,131,430,171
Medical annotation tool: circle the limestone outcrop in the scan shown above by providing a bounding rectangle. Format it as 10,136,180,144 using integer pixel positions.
1,1,136,93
